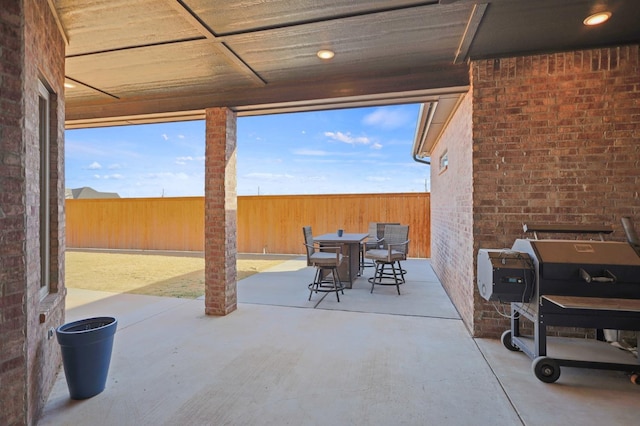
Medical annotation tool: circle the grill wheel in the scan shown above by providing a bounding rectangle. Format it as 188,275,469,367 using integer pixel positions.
532,356,561,383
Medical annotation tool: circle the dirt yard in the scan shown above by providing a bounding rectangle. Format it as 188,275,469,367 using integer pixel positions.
65,251,297,299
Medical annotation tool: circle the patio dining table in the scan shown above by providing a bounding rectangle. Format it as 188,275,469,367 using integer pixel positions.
314,232,369,288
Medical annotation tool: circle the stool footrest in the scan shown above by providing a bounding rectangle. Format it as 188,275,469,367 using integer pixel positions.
308,282,345,293
368,261,405,295
308,266,344,302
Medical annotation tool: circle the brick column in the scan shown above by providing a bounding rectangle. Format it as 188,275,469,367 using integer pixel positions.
204,108,238,315
468,45,640,337
0,2,27,424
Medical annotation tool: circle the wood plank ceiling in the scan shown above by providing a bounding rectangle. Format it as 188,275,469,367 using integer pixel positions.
55,0,640,132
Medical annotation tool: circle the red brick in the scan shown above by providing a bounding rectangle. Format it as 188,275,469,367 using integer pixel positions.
204,107,238,316
1,0,67,423
433,45,640,338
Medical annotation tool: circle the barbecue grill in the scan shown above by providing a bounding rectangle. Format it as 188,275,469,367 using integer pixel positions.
478,222,640,384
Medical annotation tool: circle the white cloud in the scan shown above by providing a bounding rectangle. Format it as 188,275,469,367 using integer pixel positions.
108,163,122,169
324,131,370,145
245,172,294,180
175,156,205,165
161,134,169,141
178,135,185,139
371,142,383,150
92,173,124,180
363,107,413,129
146,172,189,180
88,161,102,170
294,149,329,156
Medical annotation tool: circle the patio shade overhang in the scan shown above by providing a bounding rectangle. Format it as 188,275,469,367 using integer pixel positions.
53,0,640,129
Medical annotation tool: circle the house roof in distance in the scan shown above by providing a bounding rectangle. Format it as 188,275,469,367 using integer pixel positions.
65,187,120,199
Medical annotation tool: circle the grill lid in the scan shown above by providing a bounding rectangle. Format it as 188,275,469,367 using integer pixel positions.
533,241,640,265
531,240,640,282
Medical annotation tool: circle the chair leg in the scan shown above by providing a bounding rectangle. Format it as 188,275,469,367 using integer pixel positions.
308,267,321,301
370,261,381,293
391,262,401,295
361,249,375,270
333,267,344,296
331,266,341,302
397,260,407,277
309,265,344,302
368,261,403,294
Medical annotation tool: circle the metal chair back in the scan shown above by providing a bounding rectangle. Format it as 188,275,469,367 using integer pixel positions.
383,224,409,255
302,226,315,265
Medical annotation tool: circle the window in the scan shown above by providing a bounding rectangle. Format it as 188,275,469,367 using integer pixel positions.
38,80,51,298
439,150,449,173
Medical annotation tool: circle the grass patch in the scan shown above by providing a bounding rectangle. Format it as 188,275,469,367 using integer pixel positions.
65,251,295,299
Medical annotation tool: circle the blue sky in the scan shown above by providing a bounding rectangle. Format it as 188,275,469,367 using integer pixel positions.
64,104,431,197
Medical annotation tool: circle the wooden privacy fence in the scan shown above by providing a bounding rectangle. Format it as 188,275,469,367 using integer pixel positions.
66,197,205,251
66,192,431,257
237,193,430,257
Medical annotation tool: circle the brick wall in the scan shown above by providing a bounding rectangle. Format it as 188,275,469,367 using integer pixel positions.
0,1,66,424
0,2,28,424
430,92,474,332
471,45,640,337
204,107,238,316
24,0,66,422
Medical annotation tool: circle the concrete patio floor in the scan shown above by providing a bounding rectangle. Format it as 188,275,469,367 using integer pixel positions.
40,258,639,425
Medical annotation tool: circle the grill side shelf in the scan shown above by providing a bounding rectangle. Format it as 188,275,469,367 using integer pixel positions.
507,296,640,383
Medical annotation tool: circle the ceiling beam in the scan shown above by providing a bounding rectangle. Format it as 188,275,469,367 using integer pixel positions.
165,0,266,85
47,0,69,45
65,62,470,124
454,3,488,63
66,85,470,129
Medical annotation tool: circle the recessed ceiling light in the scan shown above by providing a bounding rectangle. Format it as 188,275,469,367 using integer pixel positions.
583,11,611,26
64,82,76,89
317,49,335,60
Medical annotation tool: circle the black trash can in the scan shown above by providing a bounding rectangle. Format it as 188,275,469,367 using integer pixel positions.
56,316,117,400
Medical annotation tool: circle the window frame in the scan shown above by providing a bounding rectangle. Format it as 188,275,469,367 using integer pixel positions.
439,150,449,174
38,80,51,299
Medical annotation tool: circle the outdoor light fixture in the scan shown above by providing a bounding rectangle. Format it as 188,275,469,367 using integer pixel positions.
317,49,335,60
583,11,612,26
64,82,75,89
